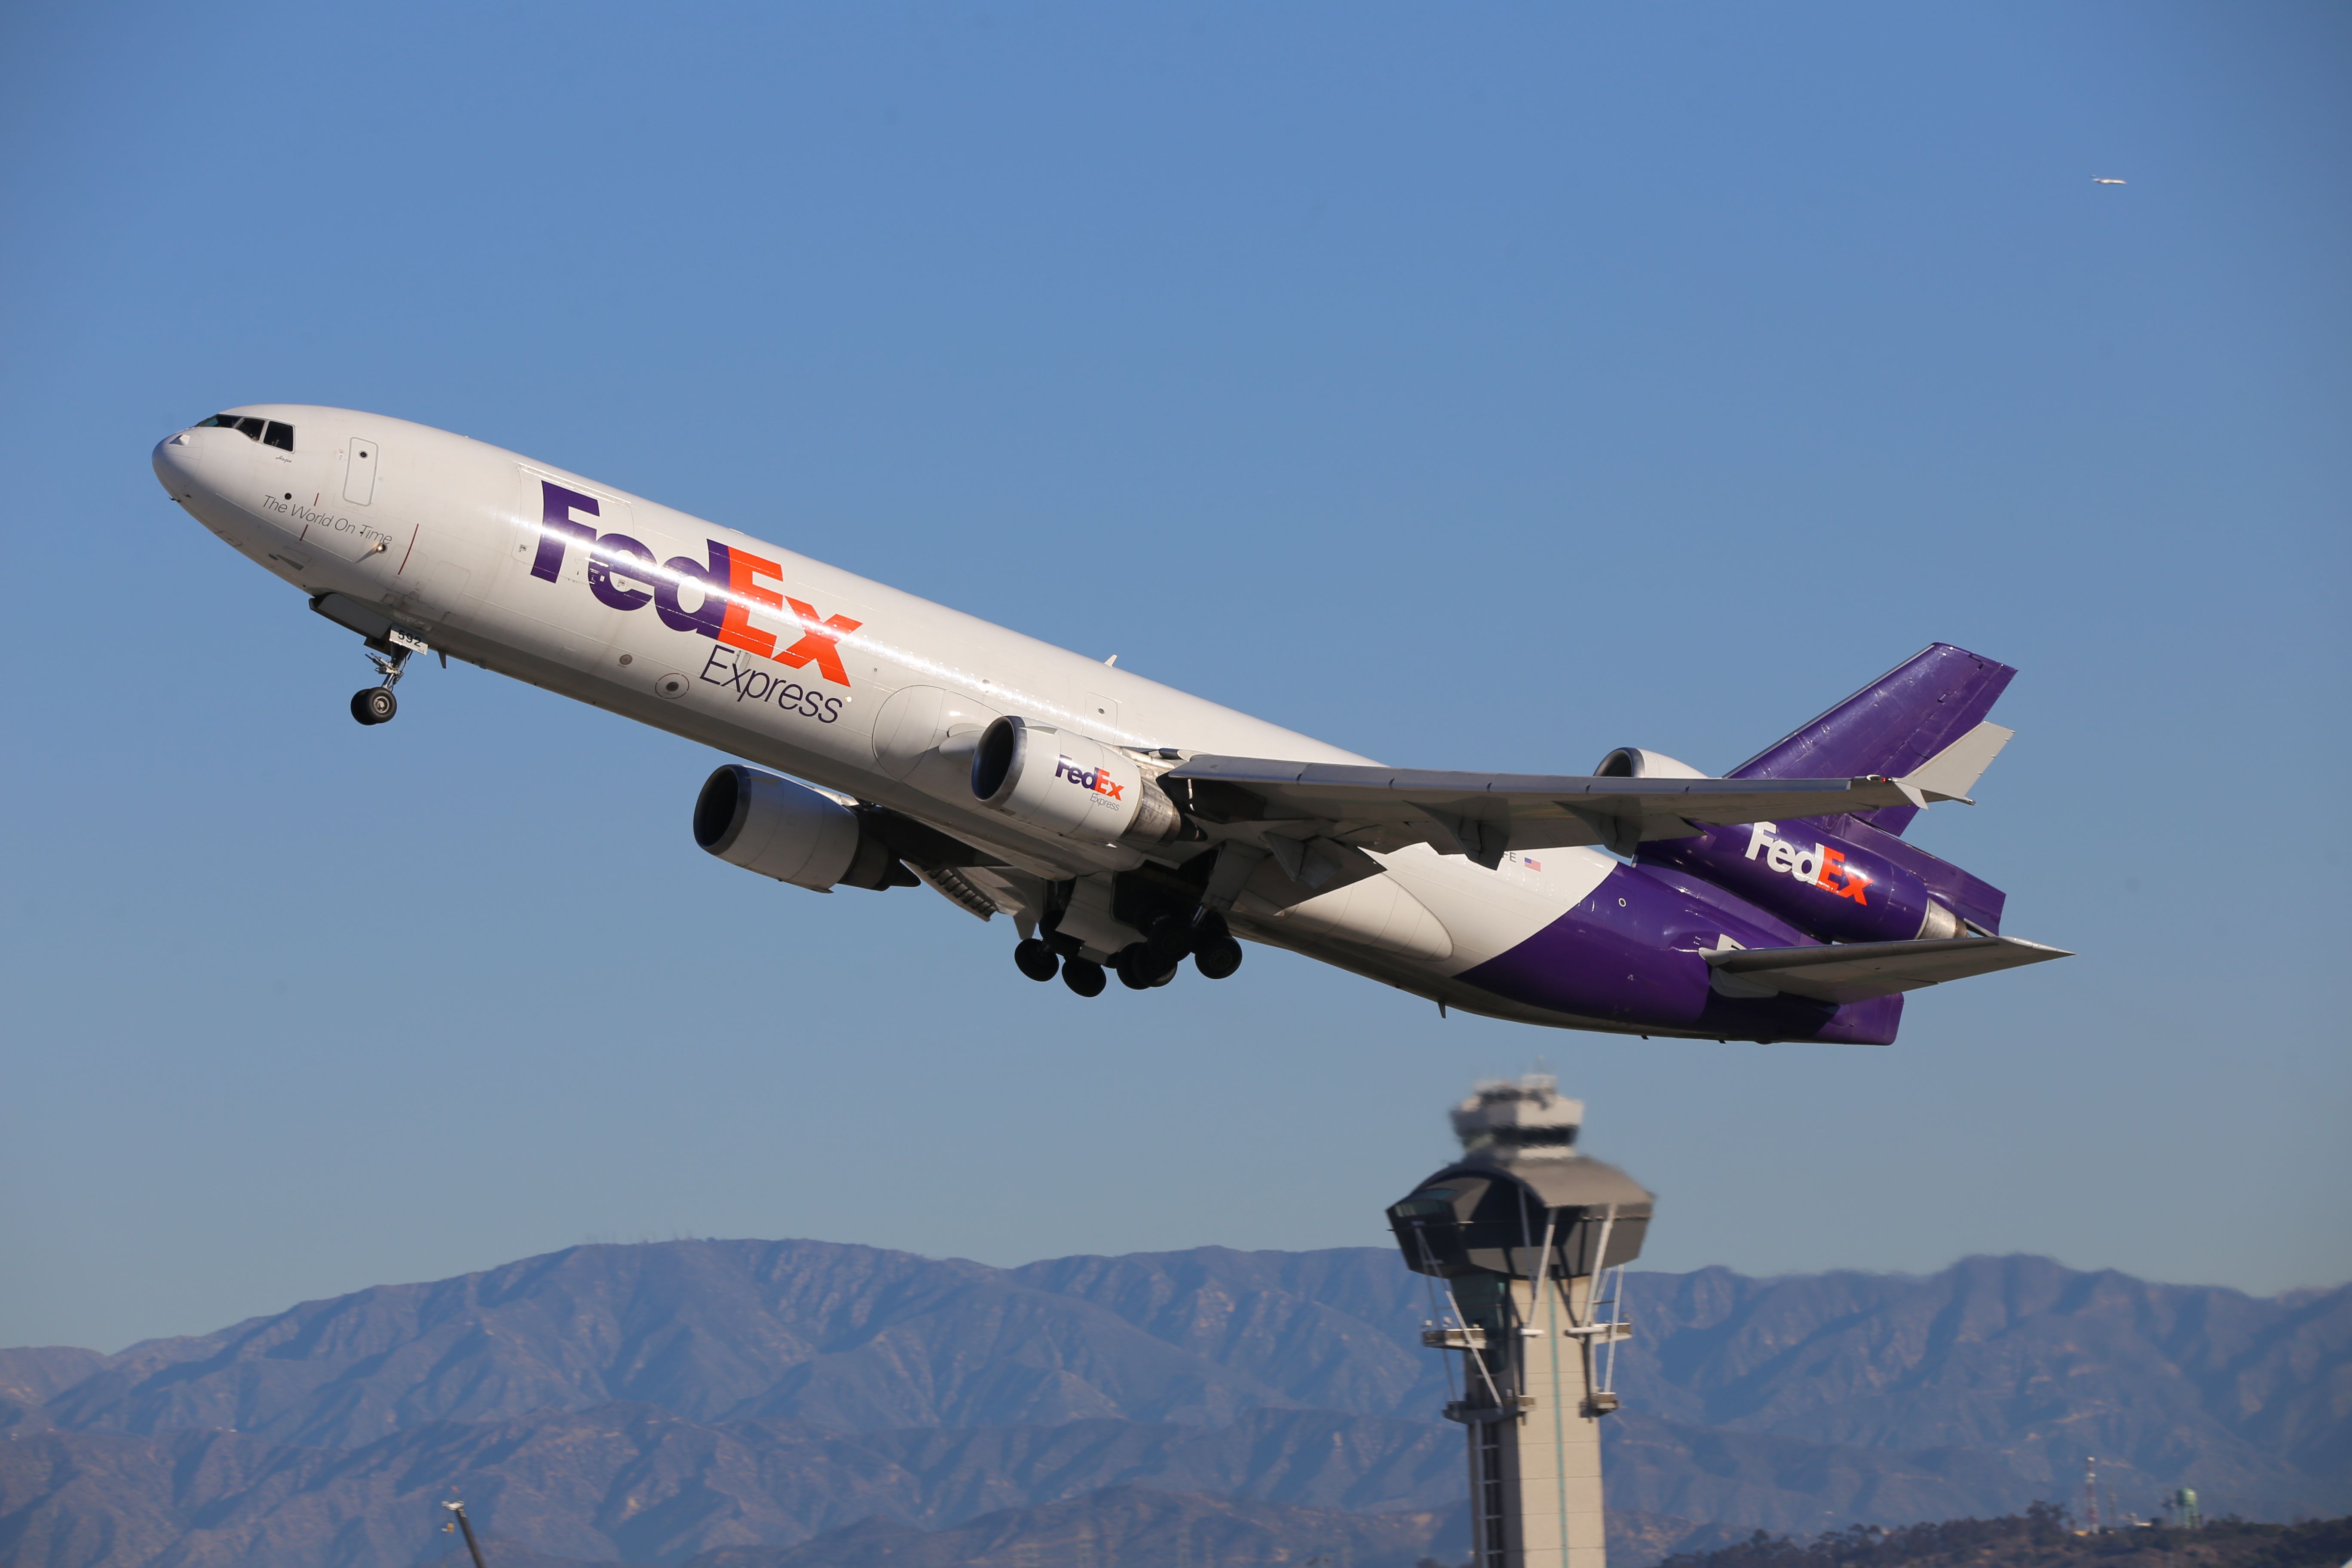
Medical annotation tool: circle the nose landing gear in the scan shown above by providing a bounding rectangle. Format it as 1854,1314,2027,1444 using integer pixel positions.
351,686,398,725
350,637,418,726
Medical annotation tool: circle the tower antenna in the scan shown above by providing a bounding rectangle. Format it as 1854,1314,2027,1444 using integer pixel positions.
443,1501,489,1568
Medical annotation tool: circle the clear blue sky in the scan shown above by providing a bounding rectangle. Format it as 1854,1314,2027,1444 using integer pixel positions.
1,3,2343,1353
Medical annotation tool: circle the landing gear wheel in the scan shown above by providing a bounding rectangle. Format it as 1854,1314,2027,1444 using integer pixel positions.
1116,943,1179,990
351,688,398,726
1193,936,1243,980
1014,938,1060,983
1062,958,1107,998
1144,916,1193,968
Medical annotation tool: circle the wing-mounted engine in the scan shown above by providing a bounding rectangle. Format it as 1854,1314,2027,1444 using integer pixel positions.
968,716,1186,849
1597,746,1973,943
693,765,1001,894
695,766,914,890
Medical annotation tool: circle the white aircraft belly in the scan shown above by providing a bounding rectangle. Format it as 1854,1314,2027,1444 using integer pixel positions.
1384,844,1614,973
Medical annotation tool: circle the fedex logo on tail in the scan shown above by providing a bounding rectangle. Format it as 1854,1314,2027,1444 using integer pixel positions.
1746,821,1870,904
1054,755,1125,800
529,482,862,686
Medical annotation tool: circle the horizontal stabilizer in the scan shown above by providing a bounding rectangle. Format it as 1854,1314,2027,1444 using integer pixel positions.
1705,934,2070,1004
1894,720,2014,807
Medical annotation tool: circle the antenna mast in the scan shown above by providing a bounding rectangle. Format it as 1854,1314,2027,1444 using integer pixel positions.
444,1501,489,1568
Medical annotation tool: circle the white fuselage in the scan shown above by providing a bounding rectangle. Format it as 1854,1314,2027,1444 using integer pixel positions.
155,405,1632,1028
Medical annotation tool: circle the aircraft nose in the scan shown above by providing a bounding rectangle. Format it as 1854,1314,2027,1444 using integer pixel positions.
153,429,201,499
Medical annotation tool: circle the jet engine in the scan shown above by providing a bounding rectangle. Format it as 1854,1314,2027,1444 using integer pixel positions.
1594,747,1710,781
693,765,916,891
969,716,1184,848
1597,747,1964,944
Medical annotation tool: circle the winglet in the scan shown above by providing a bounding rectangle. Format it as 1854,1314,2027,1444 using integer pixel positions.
1894,721,2015,808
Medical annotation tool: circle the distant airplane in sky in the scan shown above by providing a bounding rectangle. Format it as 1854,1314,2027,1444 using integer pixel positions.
154,408,2067,1041
2093,177,2127,185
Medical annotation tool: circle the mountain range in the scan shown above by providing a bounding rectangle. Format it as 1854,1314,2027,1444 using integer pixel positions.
0,1240,2343,1568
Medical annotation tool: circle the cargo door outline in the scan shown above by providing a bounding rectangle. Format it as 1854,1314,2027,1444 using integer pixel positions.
343,437,380,505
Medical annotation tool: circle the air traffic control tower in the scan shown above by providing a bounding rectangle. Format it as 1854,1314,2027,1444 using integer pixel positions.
1387,1076,1654,1568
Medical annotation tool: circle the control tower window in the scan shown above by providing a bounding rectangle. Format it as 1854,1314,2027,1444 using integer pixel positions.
1391,1188,1460,1218
1489,1125,1577,1148
263,420,294,451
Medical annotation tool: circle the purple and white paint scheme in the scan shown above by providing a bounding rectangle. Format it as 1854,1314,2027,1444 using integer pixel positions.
154,405,2068,1040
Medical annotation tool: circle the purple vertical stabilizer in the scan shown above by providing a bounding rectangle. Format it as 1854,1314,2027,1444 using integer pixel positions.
1728,643,2015,836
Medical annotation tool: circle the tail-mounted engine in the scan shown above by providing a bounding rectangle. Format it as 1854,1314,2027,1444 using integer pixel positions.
1596,747,1968,944
969,716,1185,848
693,765,918,891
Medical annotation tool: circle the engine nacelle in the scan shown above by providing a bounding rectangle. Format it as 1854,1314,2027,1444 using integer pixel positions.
1643,819,1962,944
1594,747,1710,780
969,716,1182,847
1597,747,1961,943
692,766,912,891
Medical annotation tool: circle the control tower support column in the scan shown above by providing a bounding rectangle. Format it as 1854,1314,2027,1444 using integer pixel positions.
1386,1075,1654,1568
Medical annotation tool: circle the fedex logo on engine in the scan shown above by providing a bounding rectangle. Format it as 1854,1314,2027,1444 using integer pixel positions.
1746,821,1870,903
1054,755,1124,801
529,481,862,686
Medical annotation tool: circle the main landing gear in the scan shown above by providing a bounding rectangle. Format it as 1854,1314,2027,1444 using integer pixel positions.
1014,938,1109,996
1012,909,1243,998
350,639,413,726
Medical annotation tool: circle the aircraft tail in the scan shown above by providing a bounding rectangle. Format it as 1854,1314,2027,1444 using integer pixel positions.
1636,643,2018,937
1728,643,2015,837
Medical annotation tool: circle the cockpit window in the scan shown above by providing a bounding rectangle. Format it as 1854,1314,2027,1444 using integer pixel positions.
193,413,295,451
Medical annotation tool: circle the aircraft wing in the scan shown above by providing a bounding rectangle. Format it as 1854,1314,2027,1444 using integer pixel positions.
1160,756,1942,863
1705,935,2070,1004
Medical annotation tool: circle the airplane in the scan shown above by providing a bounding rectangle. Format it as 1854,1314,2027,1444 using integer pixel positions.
153,406,2068,1042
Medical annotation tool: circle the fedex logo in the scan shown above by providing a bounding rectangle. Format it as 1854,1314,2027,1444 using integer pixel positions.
1054,755,1125,800
529,482,862,686
1746,821,1870,904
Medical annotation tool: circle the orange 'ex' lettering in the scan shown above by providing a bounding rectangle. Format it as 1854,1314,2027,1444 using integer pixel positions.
714,555,864,688
1815,848,1870,904
776,597,863,687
